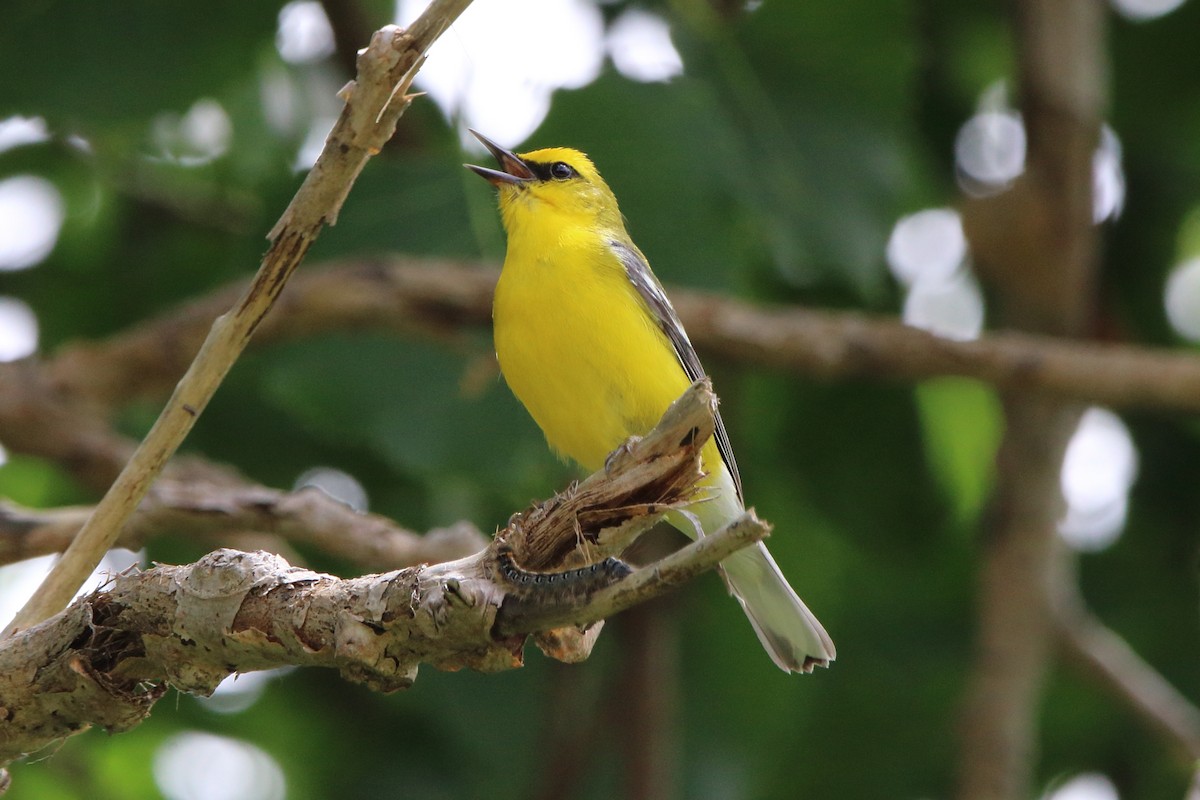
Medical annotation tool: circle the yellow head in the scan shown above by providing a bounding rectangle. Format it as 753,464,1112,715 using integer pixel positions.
465,130,625,235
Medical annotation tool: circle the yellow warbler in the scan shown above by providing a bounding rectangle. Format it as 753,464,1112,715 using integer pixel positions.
466,131,834,673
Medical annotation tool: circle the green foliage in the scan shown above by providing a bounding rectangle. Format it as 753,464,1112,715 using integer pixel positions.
1,1,1199,798
916,377,1002,523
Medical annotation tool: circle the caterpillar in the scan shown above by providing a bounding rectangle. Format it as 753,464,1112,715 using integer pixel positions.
494,543,632,602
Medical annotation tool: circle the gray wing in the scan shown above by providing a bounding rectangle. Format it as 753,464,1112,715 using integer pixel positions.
610,240,744,503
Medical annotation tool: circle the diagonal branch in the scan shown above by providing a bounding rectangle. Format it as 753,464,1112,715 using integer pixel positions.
1053,592,1200,763
495,513,765,636
2,6,475,635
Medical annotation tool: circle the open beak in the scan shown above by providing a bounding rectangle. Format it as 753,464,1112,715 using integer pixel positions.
464,129,535,186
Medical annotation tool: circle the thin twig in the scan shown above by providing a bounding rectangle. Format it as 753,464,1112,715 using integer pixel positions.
0,484,486,570
2,4,475,635
1054,598,1200,762
494,513,767,636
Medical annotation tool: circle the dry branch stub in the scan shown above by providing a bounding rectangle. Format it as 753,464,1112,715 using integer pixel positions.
488,379,713,657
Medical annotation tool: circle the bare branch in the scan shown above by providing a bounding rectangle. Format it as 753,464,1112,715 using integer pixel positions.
1054,596,1200,763
615,603,680,800
0,382,755,770
40,259,497,411
33,258,1200,419
496,514,766,637
0,483,486,570
3,7,475,635
956,1,1107,798
0,548,506,765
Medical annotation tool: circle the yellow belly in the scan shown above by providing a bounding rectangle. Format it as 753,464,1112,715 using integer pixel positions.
494,237,699,472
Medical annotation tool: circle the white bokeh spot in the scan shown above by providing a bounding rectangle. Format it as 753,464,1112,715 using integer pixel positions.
0,116,51,154
0,548,142,631
396,0,604,148
294,114,340,171
902,269,985,342
887,206,983,341
1059,408,1138,551
1044,772,1120,800
1164,257,1200,341
0,296,39,361
607,9,684,83
154,731,286,800
886,208,967,286
0,176,65,271
956,109,1027,192
294,466,369,512
1093,125,1126,222
276,1,336,64
152,99,233,166
1110,0,1188,20
198,669,292,715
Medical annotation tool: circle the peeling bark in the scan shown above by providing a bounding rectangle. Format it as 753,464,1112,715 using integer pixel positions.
0,383,765,770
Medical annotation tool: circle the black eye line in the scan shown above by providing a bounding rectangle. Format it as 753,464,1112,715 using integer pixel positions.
526,160,578,182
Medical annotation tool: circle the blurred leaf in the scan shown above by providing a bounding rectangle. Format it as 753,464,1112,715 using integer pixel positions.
531,74,745,293
313,148,479,261
258,333,556,493
738,373,945,559
0,455,86,507
914,377,1002,523
669,0,923,299
0,1,282,128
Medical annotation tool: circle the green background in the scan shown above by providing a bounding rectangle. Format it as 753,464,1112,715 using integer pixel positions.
1,1,1198,798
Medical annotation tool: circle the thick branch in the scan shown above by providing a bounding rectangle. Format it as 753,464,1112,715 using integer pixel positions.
0,549,509,764
957,400,1080,800
956,1,1106,799
37,259,1200,418
0,382,751,769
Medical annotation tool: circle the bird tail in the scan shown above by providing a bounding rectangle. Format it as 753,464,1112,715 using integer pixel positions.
720,541,836,673
676,462,835,673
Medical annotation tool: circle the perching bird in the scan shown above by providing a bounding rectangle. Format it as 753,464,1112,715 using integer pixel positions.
466,131,835,673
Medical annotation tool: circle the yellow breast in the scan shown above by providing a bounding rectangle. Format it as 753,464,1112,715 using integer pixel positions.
493,228,694,472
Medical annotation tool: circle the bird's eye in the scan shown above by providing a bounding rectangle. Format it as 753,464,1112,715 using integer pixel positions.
550,162,576,180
